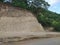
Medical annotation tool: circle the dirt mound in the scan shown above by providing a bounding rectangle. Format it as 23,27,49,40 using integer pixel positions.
0,4,44,32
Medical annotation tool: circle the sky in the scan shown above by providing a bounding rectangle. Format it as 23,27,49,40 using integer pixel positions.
45,0,60,14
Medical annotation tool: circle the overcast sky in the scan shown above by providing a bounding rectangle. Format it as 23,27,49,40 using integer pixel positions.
45,0,60,14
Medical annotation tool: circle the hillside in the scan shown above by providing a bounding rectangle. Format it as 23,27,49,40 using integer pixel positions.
37,8,60,32
0,4,44,33
0,2,60,43
1,0,60,32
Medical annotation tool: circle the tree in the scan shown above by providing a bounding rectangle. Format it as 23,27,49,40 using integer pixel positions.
0,0,50,9
0,0,3,2
33,0,50,9
3,0,12,3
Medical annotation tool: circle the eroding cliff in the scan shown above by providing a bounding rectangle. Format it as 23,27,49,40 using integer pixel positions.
0,4,44,32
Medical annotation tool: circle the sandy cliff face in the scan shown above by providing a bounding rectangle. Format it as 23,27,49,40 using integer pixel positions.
0,4,44,32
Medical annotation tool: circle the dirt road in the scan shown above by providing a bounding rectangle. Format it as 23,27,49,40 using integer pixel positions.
0,37,60,45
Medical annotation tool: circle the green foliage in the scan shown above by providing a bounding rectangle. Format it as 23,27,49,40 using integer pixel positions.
52,21,60,32
12,0,27,9
37,8,60,32
37,13,52,26
0,0,3,2
37,0,50,9
0,0,50,13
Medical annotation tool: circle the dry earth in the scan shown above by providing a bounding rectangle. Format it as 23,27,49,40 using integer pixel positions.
0,4,60,43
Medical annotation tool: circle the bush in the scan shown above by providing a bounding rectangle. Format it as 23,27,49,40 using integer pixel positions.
0,0,3,2
37,14,52,27
12,0,27,9
52,22,60,32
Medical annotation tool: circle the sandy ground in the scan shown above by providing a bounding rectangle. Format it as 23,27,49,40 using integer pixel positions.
0,31,60,43
3,37,60,45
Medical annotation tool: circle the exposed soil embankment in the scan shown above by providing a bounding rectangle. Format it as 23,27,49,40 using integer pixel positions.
0,4,45,42
0,3,44,31
0,4,60,43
